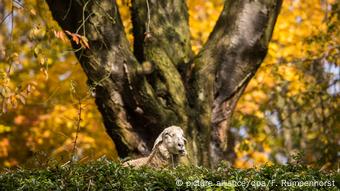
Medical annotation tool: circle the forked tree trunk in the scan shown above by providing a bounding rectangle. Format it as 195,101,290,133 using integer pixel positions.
46,0,282,167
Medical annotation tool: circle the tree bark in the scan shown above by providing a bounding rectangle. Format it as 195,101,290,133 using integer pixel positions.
46,0,282,167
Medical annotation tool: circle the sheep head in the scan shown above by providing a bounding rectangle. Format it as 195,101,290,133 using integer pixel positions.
153,126,187,156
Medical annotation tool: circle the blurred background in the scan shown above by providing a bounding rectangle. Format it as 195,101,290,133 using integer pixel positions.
0,0,339,169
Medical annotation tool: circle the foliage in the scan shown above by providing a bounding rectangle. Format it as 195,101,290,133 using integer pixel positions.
0,0,339,169
231,0,340,168
0,158,339,191
0,0,116,167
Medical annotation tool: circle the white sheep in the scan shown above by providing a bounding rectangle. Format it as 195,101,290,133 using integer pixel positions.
123,125,187,168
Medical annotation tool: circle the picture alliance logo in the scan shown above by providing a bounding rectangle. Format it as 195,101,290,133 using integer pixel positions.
175,179,275,188
175,179,336,188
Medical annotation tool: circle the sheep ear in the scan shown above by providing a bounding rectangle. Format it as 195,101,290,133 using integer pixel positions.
183,137,187,143
152,132,163,150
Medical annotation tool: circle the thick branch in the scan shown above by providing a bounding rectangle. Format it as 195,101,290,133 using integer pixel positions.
189,0,282,167
130,0,193,129
45,0,169,157
131,0,193,71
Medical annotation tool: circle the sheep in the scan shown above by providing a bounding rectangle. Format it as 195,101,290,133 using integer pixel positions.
123,125,187,168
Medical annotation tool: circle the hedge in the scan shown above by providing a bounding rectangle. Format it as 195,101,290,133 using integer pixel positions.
0,157,339,191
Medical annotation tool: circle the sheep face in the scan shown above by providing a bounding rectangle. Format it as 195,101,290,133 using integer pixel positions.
157,126,187,156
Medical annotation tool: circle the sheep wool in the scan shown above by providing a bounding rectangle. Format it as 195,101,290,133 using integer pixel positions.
123,126,187,168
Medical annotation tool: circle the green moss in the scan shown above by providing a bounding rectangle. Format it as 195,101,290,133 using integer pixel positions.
0,158,339,191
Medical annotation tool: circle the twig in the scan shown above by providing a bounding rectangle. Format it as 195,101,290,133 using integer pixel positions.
145,0,151,33
71,98,82,163
6,0,15,75
87,179,92,191
0,13,11,25
12,0,24,8
62,0,73,20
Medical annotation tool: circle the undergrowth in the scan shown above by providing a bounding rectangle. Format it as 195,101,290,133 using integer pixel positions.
0,157,339,191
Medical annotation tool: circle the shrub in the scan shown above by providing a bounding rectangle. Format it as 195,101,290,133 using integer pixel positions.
0,157,339,191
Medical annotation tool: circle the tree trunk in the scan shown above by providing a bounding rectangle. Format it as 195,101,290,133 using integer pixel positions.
46,0,282,168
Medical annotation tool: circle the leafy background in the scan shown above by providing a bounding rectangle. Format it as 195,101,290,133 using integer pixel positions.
0,0,339,169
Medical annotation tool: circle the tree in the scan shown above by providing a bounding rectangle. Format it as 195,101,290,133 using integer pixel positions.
44,0,283,167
